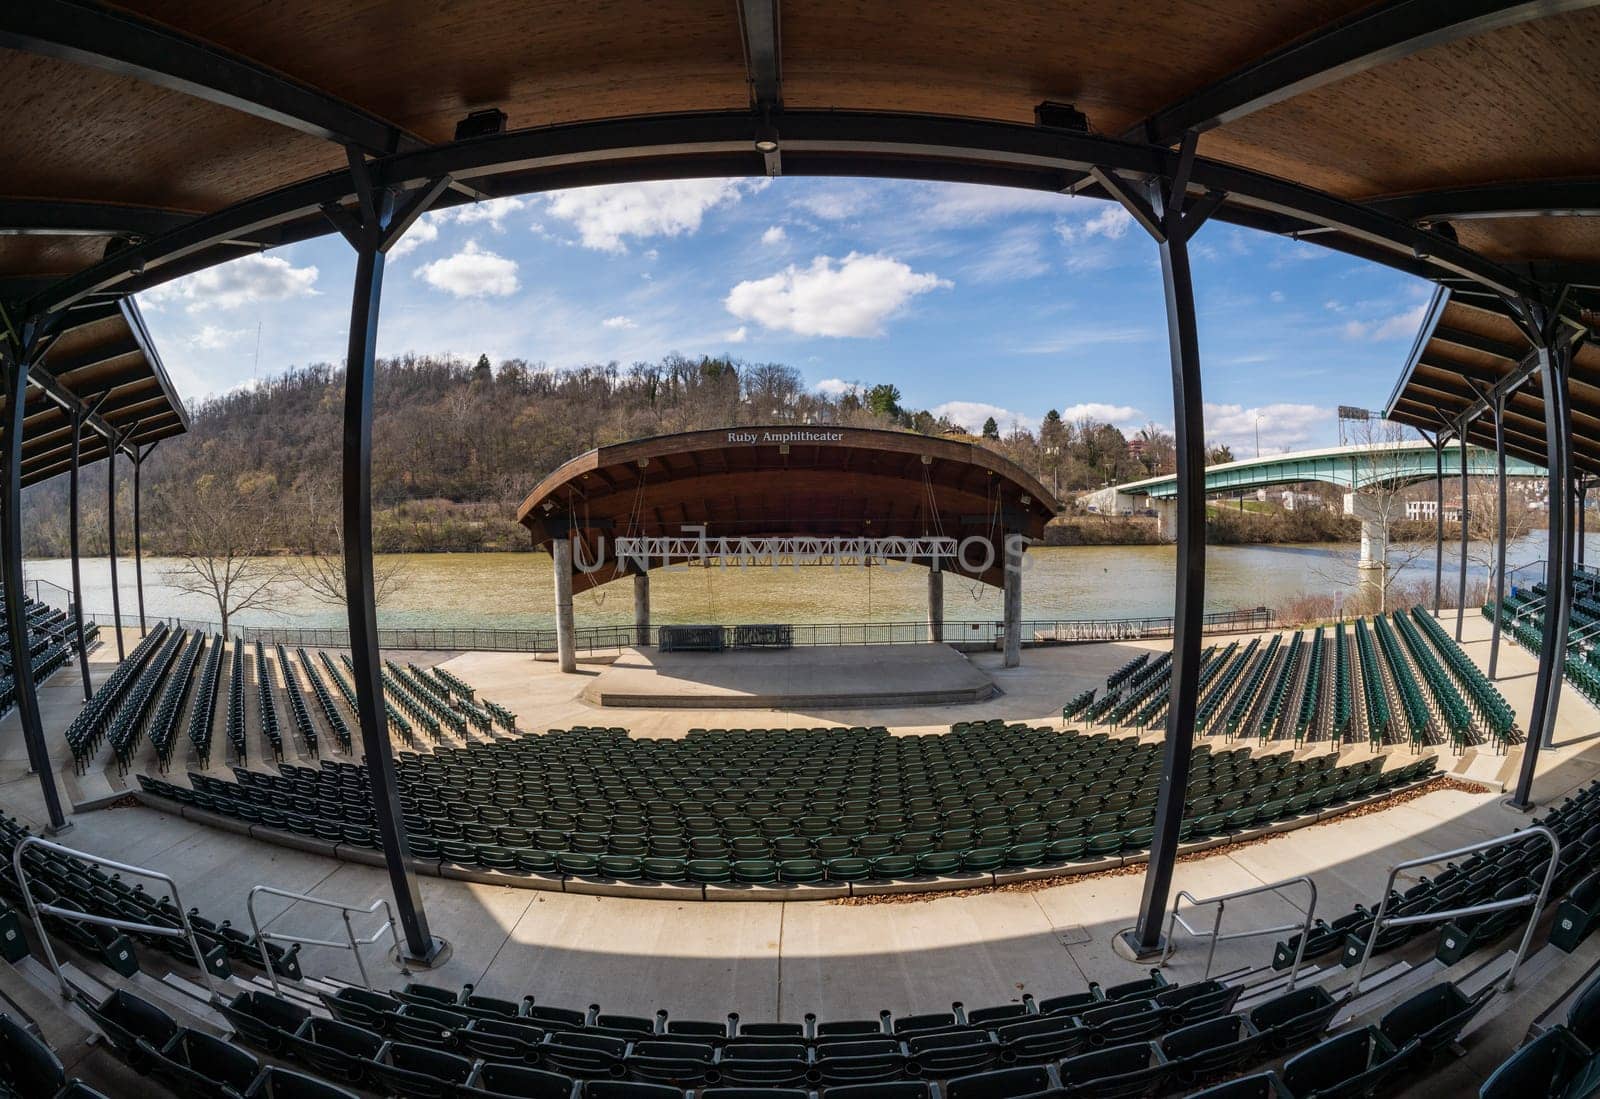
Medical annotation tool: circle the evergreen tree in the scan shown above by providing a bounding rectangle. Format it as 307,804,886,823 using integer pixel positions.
981,416,1000,439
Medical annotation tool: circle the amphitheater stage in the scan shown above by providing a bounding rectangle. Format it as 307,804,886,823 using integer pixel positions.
581,643,997,709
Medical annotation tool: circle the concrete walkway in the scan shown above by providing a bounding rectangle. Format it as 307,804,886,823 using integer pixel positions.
1,610,1596,1025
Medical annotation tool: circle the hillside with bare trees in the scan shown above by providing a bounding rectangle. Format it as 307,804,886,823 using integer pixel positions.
21,352,1170,557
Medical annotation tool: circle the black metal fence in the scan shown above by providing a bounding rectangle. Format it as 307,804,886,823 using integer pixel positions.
85,606,1274,654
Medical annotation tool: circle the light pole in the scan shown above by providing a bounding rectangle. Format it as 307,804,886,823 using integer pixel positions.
1254,416,1263,458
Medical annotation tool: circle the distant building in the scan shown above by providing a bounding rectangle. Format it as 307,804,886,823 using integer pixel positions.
1406,500,1461,522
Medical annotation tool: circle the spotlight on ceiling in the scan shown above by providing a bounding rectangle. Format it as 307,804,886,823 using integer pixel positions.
455,108,507,142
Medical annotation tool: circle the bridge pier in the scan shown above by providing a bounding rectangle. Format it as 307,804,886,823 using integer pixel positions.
1344,492,1388,570
1152,498,1178,542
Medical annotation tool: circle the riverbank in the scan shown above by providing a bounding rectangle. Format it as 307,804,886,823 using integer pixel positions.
1046,506,1369,546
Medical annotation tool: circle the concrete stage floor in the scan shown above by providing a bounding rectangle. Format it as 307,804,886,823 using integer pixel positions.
4,610,1600,1051
581,643,997,708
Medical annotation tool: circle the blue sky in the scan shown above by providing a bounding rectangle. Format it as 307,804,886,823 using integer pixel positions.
136,177,1433,455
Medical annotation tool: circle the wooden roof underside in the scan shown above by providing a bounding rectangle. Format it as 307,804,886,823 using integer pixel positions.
1385,293,1600,476
4,1,1600,442
1,298,187,487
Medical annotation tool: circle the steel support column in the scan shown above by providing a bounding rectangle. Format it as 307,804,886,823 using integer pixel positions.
106,441,122,659
1456,431,1469,640
68,410,92,700
132,445,146,636
1488,396,1508,680
328,156,450,965
1,345,68,832
1433,436,1444,614
1577,478,1587,567
1107,138,1217,960
1511,325,1574,809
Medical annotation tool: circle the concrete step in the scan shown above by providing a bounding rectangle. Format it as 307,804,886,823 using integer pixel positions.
126,969,229,1034
0,958,93,1052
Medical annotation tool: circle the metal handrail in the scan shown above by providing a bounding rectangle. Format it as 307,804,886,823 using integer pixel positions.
1349,825,1559,995
1161,875,1318,990
246,884,401,995
12,835,217,999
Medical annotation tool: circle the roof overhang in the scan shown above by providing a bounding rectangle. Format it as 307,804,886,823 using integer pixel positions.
517,426,1060,593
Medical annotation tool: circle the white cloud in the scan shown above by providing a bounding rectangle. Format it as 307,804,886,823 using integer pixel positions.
813,378,859,397
1269,290,1285,303
915,183,1064,225
932,401,1039,435
601,315,636,330
1060,402,1144,426
760,225,787,246
725,326,748,344
1204,402,1331,453
451,196,528,228
1015,326,1154,355
793,185,874,221
414,240,520,298
724,252,951,338
968,225,1050,283
187,324,249,351
387,214,440,259
140,253,318,312
1341,304,1426,342
545,179,749,252
1056,203,1132,243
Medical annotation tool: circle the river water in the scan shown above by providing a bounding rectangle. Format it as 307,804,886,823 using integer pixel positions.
23,534,1584,632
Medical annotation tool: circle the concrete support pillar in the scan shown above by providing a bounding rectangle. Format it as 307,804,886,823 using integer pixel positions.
553,538,576,673
633,571,651,647
1002,536,1023,668
1152,498,1178,542
928,559,944,643
1344,492,1388,570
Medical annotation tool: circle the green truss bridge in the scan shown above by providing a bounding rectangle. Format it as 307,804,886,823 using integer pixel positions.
1081,440,1545,567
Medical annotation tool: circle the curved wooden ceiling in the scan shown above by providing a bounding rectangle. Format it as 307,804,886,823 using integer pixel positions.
3,1,1598,455
0,298,187,487
517,427,1060,592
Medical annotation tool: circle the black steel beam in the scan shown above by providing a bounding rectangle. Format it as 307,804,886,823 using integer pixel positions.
0,198,195,239
132,445,146,635
106,442,122,661
1457,423,1469,639
1,350,68,831
1123,146,1212,959
0,0,422,155
737,0,782,107
336,167,445,964
29,109,1549,315
1130,0,1600,146
68,409,91,700
1512,326,1575,808
1488,396,1509,679
1367,178,1600,223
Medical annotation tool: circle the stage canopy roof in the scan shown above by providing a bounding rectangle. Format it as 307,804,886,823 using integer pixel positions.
1385,288,1600,476
516,427,1060,592
3,297,187,487
2,1,1598,328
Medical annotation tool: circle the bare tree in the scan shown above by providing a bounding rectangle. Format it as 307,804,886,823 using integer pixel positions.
1310,418,1432,614
287,479,411,607
157,466,289,633
1463,475,1541,605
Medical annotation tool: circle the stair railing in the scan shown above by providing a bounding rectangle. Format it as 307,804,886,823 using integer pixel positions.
12,835,218,999
246,884,401,995
1349,825,1559,995
1161,875,1318,990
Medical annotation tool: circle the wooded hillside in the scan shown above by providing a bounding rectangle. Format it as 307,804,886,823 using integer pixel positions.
21,353,1172,556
